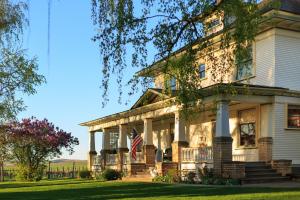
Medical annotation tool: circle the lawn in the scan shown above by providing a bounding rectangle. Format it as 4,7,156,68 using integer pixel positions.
1,179,300,200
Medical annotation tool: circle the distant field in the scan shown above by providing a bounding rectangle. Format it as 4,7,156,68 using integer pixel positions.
4,159,87,171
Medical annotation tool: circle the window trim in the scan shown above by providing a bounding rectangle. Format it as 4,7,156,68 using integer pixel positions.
239,122,257,148
199,64,206,79
285,104,300,130
237,108,258,149
170,77,176,90
235,45,255,81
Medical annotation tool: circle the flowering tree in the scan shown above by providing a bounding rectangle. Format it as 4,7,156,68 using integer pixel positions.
5,117,79,181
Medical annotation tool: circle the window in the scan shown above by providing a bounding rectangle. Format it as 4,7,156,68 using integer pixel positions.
199,64,206,79
239,123,256,147
236,46,253,80
170,77,176,90
238,108,256,147
207,19,221,30
287,105,300,129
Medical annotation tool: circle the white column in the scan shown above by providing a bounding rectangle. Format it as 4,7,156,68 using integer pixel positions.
260,104,273,138
118,124,128,149
102,129,110,150
89,131,96,152
156,130,163,162
174,112,186,142
215,100,230,137
143,118,153,145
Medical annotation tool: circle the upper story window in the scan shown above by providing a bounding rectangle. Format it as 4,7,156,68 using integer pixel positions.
287,105,300,129
170,77,176,90
207,19,221,30
199,64,206,79
236,46,253,81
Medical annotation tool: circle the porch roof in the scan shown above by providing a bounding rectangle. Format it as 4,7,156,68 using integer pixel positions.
79,83,300,129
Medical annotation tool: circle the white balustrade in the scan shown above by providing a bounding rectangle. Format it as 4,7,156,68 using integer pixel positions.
106,154,118,165
181,147,213,163
123,152,144,164
232,154,245,162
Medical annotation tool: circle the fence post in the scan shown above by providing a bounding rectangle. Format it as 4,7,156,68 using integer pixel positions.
0,161,4,182
48,161,51,179
72,162,75,178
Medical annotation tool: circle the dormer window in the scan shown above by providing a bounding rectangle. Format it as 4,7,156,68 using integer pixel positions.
199,64,206,79
206,17,223,36
207,19,221,30
236,46,253,81
170,77,176,90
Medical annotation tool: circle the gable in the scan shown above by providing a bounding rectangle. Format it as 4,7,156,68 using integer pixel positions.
131,88,169,109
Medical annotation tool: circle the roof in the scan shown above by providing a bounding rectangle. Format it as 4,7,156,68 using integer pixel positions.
136,0,300,77
80,83,300,127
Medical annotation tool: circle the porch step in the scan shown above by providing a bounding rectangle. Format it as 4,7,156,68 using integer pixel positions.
122,175,152,182
242,162,291,184
242,176,290,184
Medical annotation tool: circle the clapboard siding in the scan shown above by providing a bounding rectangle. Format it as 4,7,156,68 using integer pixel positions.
272,101,300,164
275,29,300,90
253,30,275,86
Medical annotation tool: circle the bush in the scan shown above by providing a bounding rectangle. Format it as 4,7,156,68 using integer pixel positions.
79,170,92,179
186,172,196,184
152,169,179,183
101,169,122,181
16,164,45,181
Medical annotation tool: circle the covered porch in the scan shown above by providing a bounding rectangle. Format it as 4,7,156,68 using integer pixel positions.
80,84,298,179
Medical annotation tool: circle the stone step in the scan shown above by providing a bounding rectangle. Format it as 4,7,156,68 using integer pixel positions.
245,161,267,165
241,176,290,184
246,172,282,178
245,166,272,171
245,169,277,174
122,176,153,182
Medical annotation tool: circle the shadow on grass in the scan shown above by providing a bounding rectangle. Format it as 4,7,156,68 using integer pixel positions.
1,181,300,200
0,179,93,189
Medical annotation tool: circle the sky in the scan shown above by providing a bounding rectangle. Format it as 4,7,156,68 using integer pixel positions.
18,0,146,160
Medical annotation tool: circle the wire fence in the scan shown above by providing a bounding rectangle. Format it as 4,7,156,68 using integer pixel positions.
1,162,88,182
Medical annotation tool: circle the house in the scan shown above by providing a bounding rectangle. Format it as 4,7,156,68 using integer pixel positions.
80,0,300,183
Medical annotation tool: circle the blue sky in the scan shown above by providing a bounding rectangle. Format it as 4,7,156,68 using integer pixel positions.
18,0,147,160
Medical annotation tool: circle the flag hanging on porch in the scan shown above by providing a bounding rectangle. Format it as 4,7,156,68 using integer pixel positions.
131,128,142,160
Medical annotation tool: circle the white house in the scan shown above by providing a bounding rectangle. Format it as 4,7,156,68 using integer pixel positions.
81,0,300,183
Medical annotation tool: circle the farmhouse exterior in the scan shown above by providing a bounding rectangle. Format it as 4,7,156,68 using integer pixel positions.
81,0,300,182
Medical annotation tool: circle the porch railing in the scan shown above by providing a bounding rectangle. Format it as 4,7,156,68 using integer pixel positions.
123,152,144,164
106,154,118,165
232,154,246,162
181,147,213,163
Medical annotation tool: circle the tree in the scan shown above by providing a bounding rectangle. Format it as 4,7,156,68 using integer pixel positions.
5,117,79,181
0,0,45,181
0,126,10,182
0,0,45,122
91,0,278,108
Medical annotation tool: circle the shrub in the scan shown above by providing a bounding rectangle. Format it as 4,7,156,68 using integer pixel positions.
79,170,91,179
186,171,196,184
101,169,122,181
16,164,45,181
152,169,179,183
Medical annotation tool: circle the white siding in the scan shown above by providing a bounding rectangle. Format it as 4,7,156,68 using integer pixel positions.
272,97,300,164
274,29,300,90
252,30,276,86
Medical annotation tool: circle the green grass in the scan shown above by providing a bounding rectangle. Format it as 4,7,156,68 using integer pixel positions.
1,180,300,200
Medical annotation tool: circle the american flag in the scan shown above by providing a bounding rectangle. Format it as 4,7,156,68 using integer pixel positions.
131,128,143,160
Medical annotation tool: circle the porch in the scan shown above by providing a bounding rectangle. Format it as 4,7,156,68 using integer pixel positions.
81,84,298,180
